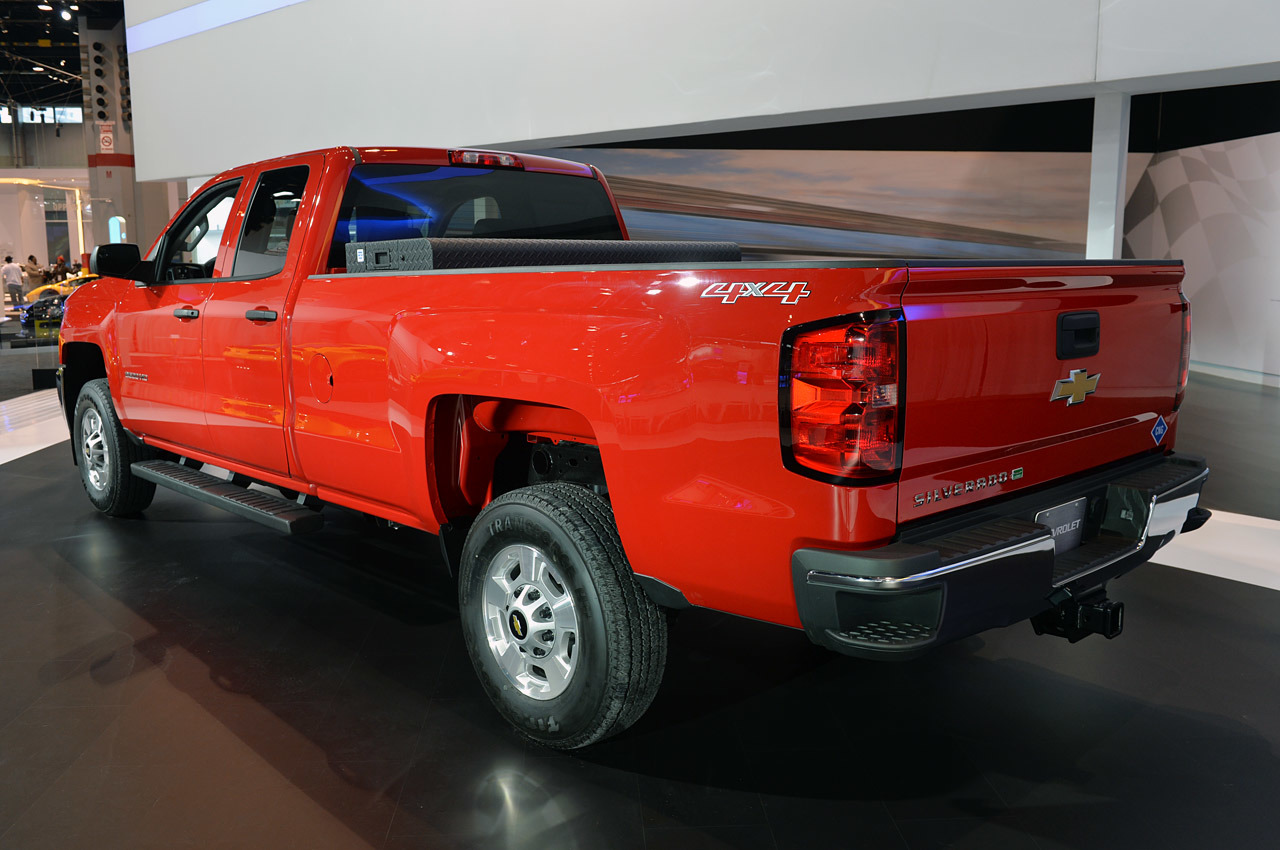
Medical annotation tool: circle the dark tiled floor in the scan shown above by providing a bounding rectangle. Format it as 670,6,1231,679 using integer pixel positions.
2,444,1280,849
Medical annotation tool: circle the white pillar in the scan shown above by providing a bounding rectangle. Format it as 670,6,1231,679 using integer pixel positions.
1086,92,1132,260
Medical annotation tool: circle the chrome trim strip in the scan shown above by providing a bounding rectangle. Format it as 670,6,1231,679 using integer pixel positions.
807,534,1055,591
806,465,1208,593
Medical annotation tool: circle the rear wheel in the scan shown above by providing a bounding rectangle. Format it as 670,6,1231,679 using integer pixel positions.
458,483,667,749
74,378,156,516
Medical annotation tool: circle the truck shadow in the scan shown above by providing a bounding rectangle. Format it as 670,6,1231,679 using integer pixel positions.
42,497,1280,850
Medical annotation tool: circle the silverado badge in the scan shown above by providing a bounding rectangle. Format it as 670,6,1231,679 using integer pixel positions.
1050,369,1100,405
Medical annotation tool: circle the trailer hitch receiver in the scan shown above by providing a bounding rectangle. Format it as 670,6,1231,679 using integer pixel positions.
1031,589,1124,643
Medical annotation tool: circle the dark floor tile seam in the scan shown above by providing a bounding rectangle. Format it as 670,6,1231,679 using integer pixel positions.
976,761,1016,813
868,800,912,850
887,809,912,850
756,789,781,850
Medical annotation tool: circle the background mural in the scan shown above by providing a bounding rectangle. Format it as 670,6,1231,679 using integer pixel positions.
537,148,1094,261
1124,132,1280,386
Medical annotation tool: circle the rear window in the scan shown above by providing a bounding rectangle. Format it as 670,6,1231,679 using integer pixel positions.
328,164,623,268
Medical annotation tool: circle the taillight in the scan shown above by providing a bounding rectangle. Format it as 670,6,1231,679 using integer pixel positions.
447,149,524,169
1174,294,1191,410
782,313,902,481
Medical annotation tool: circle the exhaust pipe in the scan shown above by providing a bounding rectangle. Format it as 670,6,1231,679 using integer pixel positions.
1031,589,1124,643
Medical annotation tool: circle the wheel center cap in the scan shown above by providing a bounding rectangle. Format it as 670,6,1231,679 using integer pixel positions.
509,610,528,642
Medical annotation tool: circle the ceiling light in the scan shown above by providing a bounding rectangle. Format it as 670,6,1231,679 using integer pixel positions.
71,4,79,9
32,66,45,72
61,9,71,20
38,4,53,10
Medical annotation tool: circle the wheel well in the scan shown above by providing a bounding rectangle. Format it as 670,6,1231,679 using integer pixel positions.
60,342,107,444
427,395,605,524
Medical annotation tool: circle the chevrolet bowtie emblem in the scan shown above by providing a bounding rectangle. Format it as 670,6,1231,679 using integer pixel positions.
1051,369,1100,405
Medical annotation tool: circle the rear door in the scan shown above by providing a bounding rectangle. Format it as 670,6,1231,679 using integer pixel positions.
200,155,324,474
114,176,246,450
897,262,1186,521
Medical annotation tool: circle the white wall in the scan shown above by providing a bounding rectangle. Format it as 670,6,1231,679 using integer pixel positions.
124,0,1280,181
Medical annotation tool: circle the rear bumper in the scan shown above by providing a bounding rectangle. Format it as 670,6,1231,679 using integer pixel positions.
791,453,1209,659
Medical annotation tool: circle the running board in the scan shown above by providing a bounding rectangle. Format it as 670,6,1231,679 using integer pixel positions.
131,459,323,534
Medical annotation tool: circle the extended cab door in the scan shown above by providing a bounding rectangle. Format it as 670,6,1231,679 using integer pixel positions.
199,156,323,474
114,176,246,450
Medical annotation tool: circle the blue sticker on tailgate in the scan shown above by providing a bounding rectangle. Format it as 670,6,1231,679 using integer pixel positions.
1151,415,1168,445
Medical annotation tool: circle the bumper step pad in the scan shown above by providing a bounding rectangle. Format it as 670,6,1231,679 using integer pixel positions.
834,620,937,648
131,460,323,534
923,517,1048,566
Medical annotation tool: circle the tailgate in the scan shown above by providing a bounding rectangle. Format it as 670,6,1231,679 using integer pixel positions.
898,262,1186,521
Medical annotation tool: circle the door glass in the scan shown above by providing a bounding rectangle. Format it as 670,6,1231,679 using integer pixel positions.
232,166,309,278
159,179,242,281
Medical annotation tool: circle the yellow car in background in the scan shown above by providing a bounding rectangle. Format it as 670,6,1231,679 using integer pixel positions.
27,272,97,302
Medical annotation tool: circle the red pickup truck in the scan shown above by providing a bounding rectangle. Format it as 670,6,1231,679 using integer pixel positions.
58,146,1209,749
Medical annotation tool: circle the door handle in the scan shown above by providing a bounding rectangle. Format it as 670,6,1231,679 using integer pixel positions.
245,309,278,322
173,307,200,319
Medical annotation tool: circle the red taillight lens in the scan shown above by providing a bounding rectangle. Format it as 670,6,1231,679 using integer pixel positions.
447,149,524,169
1174,295,1191,410
786,317,901,479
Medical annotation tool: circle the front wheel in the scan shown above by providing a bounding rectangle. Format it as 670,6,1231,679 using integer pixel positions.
74,378,156,516
458,483,667,749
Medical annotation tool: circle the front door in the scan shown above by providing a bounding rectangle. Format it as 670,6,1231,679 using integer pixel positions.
200,158,321,474
114,178,244,450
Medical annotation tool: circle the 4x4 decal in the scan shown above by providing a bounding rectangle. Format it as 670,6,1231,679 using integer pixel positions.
700,281,811,305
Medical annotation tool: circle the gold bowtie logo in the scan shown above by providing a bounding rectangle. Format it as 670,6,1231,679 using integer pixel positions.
1051,369,1100,405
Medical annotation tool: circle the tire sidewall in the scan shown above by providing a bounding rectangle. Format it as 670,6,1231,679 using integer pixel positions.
74,381,124,513
459,500,613,745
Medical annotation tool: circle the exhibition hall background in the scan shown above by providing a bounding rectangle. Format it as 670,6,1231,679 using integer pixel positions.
0,3,1276,849
118,0,1280,387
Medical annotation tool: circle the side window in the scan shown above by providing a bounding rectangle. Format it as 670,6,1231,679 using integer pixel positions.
158,179,241,281
232,165,309,278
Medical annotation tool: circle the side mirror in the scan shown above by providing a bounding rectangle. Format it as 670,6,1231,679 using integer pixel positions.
90,244,153,285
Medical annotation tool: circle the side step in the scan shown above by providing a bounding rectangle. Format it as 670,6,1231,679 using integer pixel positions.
131,459,323,534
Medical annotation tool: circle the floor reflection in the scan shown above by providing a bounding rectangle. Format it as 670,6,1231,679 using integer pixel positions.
2,444,1280,849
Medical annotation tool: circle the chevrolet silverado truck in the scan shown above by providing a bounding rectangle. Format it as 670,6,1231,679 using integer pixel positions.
57,146,1210,749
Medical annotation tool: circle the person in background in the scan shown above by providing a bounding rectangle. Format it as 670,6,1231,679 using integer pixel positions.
23,255,46,297
2,256,22,308
50,256,68,282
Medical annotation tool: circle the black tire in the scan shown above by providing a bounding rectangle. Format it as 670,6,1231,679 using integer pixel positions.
73,378,157,516
458,483,667,749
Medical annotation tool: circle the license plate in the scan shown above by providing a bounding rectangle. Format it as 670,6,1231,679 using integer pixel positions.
1035,497,1088,555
